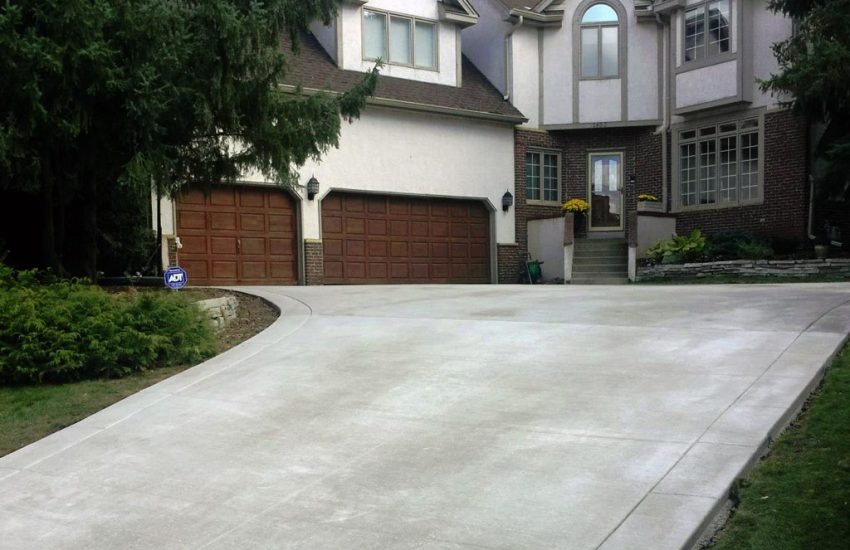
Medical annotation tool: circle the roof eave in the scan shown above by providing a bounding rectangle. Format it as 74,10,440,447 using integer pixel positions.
508,8,563,27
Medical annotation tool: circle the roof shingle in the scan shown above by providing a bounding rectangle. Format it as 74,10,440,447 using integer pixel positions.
281,32,526,124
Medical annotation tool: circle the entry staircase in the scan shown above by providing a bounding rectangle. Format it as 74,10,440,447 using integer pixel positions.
572,238,629,284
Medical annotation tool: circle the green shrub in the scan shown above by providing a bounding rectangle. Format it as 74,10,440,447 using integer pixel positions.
0,267,215,384
706,231,775,261
647,230,707,264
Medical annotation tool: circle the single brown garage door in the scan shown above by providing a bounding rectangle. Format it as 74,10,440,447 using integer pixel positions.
176,186,298,285
322,193,491,284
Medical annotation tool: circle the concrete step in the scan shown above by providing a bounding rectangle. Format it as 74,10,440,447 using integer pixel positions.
571,276,629,285
574,242,627,251
573,268,629,277
573,256,628,266
573,248,627,258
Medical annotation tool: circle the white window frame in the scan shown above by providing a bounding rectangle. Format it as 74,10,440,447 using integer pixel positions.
579,4,620,80
362,8,439,71
683,0,732,65
674,116,763,212
525,150,562,205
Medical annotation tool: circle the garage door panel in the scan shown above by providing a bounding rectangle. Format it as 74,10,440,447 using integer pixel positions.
322,192,490,284
179,212,207,230
177,186,298,285
210,213,236,231
210,189,236,206
211,237,237,255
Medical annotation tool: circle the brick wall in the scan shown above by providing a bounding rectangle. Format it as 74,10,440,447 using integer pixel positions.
514,126,662,265
676,109,809,244
304,239,324,286
497,243,521,283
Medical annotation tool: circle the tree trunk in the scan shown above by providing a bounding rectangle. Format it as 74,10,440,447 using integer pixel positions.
80,175,98,281
40,169,59,272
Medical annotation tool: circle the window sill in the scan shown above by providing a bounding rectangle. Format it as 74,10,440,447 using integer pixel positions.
672,198,764,213
579,75,620,82
675,52,737,74
526,200,562,208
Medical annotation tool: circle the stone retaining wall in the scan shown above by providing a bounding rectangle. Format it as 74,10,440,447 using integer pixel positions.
195,296,239,329
638,259,850,280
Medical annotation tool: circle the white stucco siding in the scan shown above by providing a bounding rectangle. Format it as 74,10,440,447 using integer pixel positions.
245,107,516,244
339,1,459,87
309,20,338,63
511,27,541,128
675,60,738,110
541,24,573,125
750,1,793,108
628,22,660,121
462,0,511,96
579,79,621,123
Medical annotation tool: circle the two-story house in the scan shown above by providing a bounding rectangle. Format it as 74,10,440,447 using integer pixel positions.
159,0,526,286
464,0,807,282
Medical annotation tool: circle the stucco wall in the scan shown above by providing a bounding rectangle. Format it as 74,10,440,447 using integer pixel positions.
528,217,566,280
339,1,459,87
463,0,511,95
511,27,541,128
243,107,516,245
309,19,338,63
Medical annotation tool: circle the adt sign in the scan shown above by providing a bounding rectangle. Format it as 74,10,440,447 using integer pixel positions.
164,266,188,290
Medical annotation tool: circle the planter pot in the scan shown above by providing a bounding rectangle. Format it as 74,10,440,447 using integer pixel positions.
814,244,829,260
574,212,587,237
637,201,664,213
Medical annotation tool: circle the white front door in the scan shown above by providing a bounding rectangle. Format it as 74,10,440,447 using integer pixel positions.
588,152,624,231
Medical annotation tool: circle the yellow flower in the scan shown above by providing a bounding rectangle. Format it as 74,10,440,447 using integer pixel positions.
561,198,589,213
638,194,659,202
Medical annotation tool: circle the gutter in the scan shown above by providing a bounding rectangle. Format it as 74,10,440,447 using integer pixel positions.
504,15,524,101
278,84,527,125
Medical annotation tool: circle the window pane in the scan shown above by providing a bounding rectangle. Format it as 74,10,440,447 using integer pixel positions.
708,0,730,55
581,28,599,77
699,139,717,204
543,154,559,202
389,16,412,64
684,7,705,62
719,136,737,202
526,153,541,201
680,143,697,206
582,4,618,24
601,26,618,77
414,21,436,68
363,10,387,60
740,132,759,200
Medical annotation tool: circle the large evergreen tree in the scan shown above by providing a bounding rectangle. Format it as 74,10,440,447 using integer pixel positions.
0,1,377,277
763,0,850,200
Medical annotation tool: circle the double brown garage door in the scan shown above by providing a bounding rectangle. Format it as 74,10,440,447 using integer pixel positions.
176,186,298,285
322,193,491,284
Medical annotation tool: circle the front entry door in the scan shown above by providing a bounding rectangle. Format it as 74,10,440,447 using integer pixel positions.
588,152,624,231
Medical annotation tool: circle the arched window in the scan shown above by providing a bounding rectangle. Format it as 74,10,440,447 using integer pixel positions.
580,3,619,78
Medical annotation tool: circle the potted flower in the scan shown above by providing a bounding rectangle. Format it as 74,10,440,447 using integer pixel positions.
562,198,589,237
637,194,664,213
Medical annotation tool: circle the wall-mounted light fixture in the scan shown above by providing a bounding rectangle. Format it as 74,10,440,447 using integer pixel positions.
629,175,637,187
307,176,320,200
502,190,514,212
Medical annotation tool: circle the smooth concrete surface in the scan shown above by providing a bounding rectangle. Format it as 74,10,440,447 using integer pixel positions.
1,284,849,550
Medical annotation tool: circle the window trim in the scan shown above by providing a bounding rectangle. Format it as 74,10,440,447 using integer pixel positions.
680,0,733,69
672,112,765,213
578,3,622,80
361,8,439,72
525,149,563,206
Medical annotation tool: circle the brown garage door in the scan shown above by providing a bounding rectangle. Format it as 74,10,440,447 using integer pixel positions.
176,186,298,285
322,193,491,284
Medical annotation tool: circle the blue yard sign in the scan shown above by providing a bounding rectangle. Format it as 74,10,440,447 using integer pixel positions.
164,266,188,290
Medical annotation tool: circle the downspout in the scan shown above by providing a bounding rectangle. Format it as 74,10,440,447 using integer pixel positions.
654,12,671,213
504,15,524,100
808,174,817,240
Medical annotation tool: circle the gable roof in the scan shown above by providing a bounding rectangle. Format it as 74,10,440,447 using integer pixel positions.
281,32,526,124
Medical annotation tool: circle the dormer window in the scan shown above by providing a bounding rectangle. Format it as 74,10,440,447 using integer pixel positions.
363,9,438,70
580,3,619,79
684,0,730,63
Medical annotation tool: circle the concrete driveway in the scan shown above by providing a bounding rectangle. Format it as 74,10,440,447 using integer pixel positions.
2,284,849,550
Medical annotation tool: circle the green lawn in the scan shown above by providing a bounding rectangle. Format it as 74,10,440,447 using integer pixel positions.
709,344,850,549
0,365,188,456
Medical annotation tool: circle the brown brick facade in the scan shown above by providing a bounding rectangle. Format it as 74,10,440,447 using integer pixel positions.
514,126,662,268
304,239,324,286
675,109,809,244
497,243,521,284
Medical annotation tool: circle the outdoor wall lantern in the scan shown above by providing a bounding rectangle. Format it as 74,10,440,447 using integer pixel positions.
307,176,320,200
629,175,637,187
502,190,514,212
